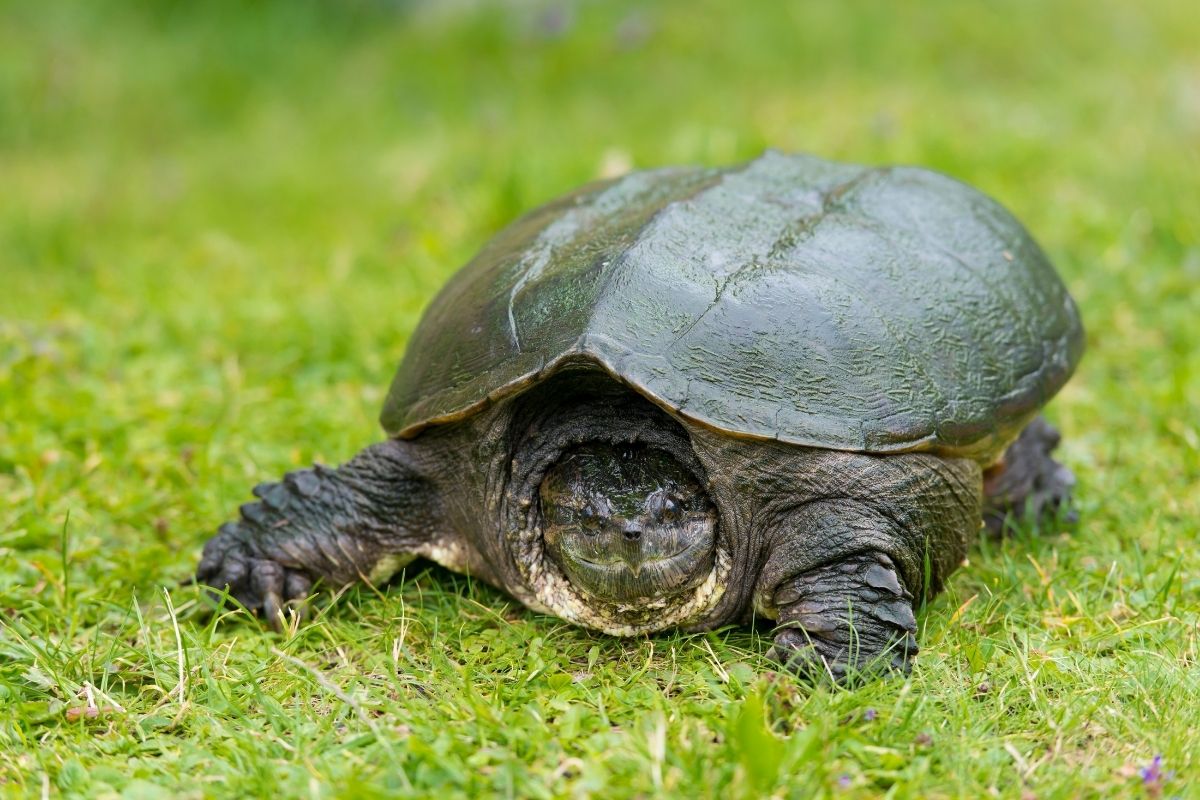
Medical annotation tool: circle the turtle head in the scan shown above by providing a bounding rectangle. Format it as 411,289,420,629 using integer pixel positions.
539,443,717,604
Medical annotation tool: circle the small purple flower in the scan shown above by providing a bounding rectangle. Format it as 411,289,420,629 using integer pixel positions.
1140,755,1163,784
837,774,852,789
1137,754,1174,796
863,708,877,722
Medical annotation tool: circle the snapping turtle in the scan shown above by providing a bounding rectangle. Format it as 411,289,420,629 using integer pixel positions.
197,152,1083,679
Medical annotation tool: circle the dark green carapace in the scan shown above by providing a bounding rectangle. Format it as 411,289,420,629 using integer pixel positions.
198,152,1084,681
384,151,1082,460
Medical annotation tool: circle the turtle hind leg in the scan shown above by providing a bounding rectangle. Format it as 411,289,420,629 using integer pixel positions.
983,416,1076,535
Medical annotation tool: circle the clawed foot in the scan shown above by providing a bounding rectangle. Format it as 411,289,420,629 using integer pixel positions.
767,553,919,683
196,524,315,629
768,625,918,684
984,417,1076,534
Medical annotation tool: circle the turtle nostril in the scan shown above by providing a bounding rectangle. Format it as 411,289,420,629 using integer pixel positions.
622,524,642,541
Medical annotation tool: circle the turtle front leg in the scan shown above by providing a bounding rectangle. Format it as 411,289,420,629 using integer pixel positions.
756,500,925,682
753,454,982,682
196,438,439,627
983,416,1076,534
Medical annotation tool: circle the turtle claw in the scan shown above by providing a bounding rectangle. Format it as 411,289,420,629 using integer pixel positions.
196,525,315,627
767,628,848,683
769,553,919,684
261,588,284,631
769,624,917,684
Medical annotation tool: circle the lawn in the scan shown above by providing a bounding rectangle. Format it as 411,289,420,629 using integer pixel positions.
1,0,1197,797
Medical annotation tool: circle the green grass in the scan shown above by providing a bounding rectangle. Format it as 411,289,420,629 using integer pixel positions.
1,0,1197,796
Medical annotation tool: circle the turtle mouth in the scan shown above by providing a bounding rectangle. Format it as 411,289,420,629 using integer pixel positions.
552,532,716,604
575,538,708,574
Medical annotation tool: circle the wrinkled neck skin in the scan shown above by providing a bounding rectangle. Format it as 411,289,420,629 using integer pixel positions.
425,370,981,636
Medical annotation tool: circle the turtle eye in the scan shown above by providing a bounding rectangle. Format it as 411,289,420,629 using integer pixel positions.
658,496,680,522
579,504,603,533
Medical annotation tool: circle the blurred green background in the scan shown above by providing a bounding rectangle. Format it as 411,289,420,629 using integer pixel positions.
1,1,1197,797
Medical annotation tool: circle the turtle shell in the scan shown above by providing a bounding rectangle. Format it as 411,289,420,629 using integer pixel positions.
381,152,1083,463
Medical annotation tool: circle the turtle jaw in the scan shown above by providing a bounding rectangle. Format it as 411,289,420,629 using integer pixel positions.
546,514,718,604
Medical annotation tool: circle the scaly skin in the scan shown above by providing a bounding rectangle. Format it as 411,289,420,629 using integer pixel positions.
196,440,439,627
767,552,919,683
